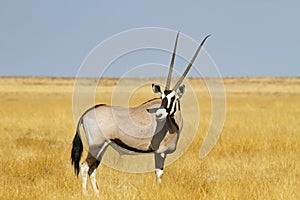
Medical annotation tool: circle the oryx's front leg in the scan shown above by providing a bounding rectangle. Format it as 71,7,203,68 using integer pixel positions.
154,152,166,183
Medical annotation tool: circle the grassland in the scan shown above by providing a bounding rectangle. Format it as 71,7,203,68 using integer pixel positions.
0,77,299,199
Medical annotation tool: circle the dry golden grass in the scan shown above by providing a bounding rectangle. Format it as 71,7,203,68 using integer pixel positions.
0,77,299,199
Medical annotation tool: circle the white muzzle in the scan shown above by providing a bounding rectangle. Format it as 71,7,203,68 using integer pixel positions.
155,108,168,120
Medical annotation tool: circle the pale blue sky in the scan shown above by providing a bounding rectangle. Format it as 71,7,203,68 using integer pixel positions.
0,1,299,77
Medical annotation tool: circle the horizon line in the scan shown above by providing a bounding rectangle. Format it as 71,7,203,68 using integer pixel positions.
0,75,299,79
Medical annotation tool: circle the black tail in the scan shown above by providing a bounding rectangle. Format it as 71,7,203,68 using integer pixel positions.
71,118,83,176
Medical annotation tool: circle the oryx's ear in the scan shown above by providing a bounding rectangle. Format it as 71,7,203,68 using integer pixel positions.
146,108,159,113
177,84,185,98
152,84,162,94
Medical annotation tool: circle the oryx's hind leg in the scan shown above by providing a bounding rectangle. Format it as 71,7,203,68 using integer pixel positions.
154,152,166,183
81,141,110,195
81,161,89,195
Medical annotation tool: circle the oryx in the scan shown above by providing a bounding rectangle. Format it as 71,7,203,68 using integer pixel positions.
71,32,210,195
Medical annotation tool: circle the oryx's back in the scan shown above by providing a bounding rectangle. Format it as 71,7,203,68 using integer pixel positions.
81,98,162,147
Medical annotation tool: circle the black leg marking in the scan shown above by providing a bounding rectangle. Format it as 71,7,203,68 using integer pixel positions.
86,143,109,175
86,152,100,175
154,153,166,170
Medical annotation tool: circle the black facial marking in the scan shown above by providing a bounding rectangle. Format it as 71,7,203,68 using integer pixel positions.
163,90,172,95
170,103,177,117
166,96,176,113
111,138,153,153
160,92,176,114
161,98,168,109
170,96,175,110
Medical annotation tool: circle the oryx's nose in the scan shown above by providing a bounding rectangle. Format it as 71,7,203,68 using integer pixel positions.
155,108,167,119
156,113,162,118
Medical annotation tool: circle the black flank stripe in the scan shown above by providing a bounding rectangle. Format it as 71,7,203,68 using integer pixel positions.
111,139,153,153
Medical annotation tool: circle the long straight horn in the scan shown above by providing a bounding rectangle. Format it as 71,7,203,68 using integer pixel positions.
172,34,211,90
165,31,180,90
